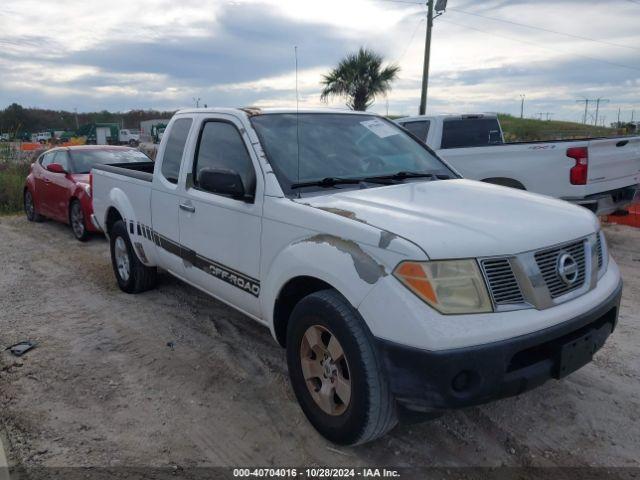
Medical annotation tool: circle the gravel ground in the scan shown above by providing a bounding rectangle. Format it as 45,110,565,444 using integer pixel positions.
0,215,639,472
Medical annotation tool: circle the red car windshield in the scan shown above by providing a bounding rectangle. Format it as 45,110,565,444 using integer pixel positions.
69,149,150,174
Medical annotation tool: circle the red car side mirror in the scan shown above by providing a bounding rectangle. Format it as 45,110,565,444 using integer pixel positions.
46,163,66,174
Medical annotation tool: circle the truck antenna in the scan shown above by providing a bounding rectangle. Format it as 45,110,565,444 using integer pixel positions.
295,45,301,198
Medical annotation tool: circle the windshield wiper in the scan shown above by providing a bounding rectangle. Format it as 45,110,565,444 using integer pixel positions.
364,171,450,182
291,177,365,189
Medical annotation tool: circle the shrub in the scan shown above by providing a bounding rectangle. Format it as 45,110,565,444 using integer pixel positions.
0,162,30,214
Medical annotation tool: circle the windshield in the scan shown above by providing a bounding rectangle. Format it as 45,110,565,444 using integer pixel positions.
441,118,503,149
250,113,455,194
69,149,150,174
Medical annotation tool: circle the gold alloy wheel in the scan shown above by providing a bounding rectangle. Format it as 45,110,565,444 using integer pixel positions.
300,325,351,416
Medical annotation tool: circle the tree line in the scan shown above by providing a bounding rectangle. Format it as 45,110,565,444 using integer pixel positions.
0,103,176,134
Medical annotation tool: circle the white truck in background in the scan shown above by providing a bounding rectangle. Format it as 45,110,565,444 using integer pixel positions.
397,114,640,215
92,108,622,445
118,129,140,146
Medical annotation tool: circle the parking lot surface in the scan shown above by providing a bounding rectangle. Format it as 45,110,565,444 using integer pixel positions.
0,215,639,469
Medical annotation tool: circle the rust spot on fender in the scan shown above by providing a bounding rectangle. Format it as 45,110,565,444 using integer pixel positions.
316,207,369,225
297,234,387,284
378,231,398,249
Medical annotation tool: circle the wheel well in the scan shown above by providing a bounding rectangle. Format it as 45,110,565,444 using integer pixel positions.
105,207,123,236
273,276,333,347
482,177,526,190
68,197,79,219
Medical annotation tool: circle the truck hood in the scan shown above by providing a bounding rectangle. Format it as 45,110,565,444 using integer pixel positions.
302,179,600,259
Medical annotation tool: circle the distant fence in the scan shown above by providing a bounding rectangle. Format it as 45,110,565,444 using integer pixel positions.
0,142,41,165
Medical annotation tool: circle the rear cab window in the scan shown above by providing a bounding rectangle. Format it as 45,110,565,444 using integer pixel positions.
401,120,430,142
160,118,193,184
441,117,503,149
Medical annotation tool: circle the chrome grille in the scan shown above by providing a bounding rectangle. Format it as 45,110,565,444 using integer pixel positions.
596,234,603,269
534,240,586,298
481,258,524,306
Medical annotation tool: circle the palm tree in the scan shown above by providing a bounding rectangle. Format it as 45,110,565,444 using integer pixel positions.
320,48,400,111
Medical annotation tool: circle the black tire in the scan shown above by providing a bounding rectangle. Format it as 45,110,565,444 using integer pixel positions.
286,290,397,445
69,199,90,242
24,190,43,222
109,220,157,293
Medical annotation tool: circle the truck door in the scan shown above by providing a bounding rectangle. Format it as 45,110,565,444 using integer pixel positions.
150,117,194,279
178,116,263,318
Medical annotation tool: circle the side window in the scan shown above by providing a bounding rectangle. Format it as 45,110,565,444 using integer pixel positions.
41,152,55,167
193,121,256,197
161,118,193,183
401,120,430,141
53,151,70,170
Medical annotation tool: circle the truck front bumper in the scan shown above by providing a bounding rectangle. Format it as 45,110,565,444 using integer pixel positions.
376,279,622,413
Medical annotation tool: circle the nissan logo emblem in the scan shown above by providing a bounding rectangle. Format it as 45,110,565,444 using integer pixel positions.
557,252,579,286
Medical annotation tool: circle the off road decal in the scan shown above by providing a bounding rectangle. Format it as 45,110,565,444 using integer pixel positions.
132,221,260,297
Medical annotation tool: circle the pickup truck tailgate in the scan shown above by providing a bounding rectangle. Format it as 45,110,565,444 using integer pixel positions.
587,137,640,193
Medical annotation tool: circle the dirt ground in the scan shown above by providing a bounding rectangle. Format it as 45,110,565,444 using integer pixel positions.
0,215,639,470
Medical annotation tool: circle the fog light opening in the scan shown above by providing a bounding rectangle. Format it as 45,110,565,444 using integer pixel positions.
452,370,474,393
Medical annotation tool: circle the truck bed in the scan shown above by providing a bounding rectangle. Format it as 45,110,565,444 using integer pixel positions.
92,161,155,182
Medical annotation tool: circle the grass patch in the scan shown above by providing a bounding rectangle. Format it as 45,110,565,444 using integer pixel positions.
0,144,33,214
0,162,30,214
498,114,619,142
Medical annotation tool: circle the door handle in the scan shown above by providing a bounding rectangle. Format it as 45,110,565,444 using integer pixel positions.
179,202,195,213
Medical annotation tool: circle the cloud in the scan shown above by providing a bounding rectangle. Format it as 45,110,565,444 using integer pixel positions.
0,0,638,124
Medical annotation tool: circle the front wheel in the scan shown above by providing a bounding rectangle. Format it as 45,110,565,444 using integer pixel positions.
286,290,397,445
24,190,43,222
109,220,157,293
69,200,90,241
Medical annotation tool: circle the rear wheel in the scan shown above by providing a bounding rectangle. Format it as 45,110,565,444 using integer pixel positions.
109,220,157,293
286,290,397,445
24,190,43,222
69,200,90,241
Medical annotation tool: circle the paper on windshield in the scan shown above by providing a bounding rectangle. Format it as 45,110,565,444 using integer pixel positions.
360,119,400,139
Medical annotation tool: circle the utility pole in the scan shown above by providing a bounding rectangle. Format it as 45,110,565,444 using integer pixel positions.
576,99,590,124
74,107,79,129
617,107,621,126
418,0,434,115
418,0,447,115
519,94,525,119
193,97,201,108
594,98,609,126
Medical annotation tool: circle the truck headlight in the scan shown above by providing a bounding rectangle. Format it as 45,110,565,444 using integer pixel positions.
393,259,492,314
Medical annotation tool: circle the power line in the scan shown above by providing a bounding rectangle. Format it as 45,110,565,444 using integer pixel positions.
376,0,423,5
395,16,425,64
447,7,640,52
439,18,640,72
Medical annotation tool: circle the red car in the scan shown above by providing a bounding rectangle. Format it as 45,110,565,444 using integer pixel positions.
24,146,151,241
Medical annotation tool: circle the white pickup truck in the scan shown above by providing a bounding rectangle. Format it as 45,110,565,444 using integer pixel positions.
396,114,640,215
92,108,622,445
118,129,140,146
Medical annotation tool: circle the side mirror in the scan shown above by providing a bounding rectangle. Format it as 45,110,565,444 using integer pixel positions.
46,163,66,174
197,168,251,201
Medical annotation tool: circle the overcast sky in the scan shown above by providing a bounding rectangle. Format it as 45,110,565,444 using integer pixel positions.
1,0,638,123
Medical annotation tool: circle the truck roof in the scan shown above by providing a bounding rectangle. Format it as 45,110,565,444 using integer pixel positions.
398,113,499,122
175,107,376,117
